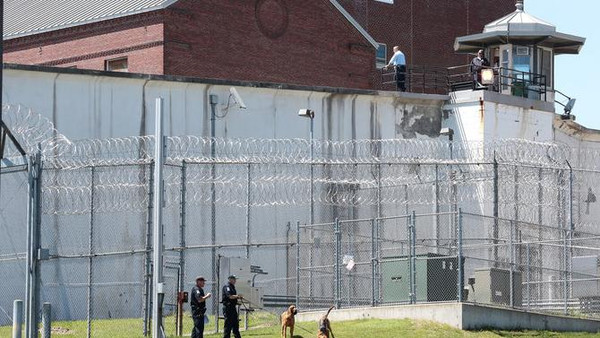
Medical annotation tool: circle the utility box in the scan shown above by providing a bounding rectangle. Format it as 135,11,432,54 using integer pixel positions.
219,257,263,309
381,253,459,303
468,267,522,306
572,256,600,313
572,256,600,298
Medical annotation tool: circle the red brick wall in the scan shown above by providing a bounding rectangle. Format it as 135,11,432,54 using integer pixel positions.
3,13,165,74
2,0,516,89
163,0,375,89
339,0,516,67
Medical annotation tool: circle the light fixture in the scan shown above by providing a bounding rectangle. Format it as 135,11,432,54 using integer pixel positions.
298,109,315,119
440,127,454,139
481,69,494,85
553,89,576,119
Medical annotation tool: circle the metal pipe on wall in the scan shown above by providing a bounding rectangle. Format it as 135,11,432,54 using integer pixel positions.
209,94,218,327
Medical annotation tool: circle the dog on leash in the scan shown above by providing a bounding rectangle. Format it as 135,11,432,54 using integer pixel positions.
317,306,335,338
280,304,298,338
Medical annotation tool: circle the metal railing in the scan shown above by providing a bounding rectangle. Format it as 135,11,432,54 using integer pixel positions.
381,64,548,102
380,65,450,94
447,64,548,100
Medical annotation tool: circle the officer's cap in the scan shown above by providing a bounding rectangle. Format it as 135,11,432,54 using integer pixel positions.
228,275,237,280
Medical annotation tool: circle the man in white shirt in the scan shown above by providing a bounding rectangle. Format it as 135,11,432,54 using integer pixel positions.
384,46,406,92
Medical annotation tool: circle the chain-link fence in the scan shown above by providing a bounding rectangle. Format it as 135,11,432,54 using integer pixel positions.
4,156,600,336
3,105,600,336
296,211,600,318
0,165,28,327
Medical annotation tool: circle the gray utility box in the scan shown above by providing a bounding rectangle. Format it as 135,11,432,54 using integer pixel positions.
572,256,600,313
381,253,460,303
468,267,522,307
572,256,600,298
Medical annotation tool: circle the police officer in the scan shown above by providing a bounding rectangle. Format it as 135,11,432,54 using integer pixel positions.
191,276,212,338
222,275,242,338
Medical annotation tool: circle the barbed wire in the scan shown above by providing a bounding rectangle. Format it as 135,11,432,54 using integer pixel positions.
3,104,600,220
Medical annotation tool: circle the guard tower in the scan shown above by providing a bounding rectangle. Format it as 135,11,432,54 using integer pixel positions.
443,0,586,145
453,0,584,104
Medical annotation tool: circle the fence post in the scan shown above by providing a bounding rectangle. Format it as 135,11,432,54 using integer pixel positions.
563,225,568,315
457,209,464,302
25,149,42,338
152,97,166,338
143,162,154,336
526,243,531,309
12,299,23,338
335,218,341,309
376,218,381,305
41,303,51,338
409,212,416,304
509,220,514,307
567,161,574,314
371,218,376,307
434,164,440,254
246,163,251,259
245,166,251,328
296,221,300,308
87,166,95,338
178,161,187,337
493,156,499,267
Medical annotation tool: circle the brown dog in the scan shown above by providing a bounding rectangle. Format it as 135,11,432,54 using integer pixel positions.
280,304,298,338
317,306,335,338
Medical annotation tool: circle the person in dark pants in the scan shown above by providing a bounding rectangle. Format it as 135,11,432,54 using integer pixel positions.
383,45,406,92
222,275,242,338
191,276,212,338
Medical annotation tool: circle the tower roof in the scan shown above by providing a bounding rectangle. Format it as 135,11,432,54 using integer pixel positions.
454,1,585,54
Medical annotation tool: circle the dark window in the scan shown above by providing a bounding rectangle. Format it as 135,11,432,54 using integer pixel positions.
105,58,128,72
376,43,387,67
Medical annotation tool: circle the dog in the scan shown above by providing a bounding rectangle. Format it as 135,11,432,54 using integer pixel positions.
317,306,335,338
280,304,298,338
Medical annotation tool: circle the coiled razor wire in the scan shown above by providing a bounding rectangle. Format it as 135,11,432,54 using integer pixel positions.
3,104,600,218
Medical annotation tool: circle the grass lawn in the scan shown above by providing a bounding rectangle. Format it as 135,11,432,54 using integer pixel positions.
3,311,600,337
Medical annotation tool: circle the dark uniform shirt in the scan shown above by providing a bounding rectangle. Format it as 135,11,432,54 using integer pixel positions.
222,282,238,307
470,56,490,73
190,285,206,316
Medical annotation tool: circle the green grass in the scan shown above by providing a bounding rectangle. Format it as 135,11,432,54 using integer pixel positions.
3,311,600,337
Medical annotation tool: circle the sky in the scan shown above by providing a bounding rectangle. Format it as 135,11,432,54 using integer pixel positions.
525,0,599,129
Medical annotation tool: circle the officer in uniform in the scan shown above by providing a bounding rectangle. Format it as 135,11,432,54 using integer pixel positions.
222,275,242,338
191,276,211,338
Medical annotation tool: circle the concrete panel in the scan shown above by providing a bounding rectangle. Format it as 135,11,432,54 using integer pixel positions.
2,66,448,143
295,303,600,333
295,303,463,329
462,303,600,332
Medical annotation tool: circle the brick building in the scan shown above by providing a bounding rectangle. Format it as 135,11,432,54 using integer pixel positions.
338,0,516,69
3,0,516,89
3,0,378,89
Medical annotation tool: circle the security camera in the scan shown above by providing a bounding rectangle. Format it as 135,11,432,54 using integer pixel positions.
298,109,315,119
229,87,247,109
